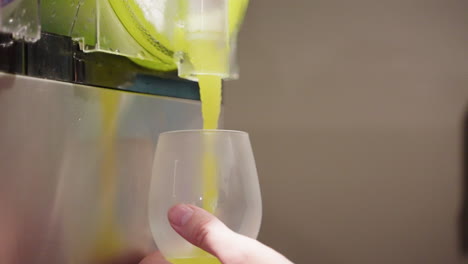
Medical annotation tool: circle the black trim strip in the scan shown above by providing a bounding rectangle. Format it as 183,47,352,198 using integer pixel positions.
0,32,200,100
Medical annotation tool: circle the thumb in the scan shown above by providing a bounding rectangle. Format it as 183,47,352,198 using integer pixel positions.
167,204,242,262
167,204,293,264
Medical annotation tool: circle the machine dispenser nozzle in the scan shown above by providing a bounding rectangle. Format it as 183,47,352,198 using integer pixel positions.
173,0,247,81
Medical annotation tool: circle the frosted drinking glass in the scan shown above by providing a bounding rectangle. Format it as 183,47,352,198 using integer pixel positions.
149,130,262,262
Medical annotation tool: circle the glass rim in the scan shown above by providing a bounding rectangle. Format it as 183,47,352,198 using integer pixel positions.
160,129,248,136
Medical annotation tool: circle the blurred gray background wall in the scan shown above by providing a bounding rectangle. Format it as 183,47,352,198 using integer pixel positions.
224,0,468,263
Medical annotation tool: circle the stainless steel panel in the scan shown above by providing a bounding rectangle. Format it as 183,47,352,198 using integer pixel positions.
0,73,203,264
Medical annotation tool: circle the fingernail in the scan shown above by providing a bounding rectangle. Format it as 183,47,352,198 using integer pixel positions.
168,204,194,227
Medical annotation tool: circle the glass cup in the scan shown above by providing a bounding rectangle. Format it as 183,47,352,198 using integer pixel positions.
148,130,262,263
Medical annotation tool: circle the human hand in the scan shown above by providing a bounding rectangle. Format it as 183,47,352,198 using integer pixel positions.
140,204,293,264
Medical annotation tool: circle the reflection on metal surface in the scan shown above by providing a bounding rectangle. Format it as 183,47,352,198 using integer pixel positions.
0,73,203,264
